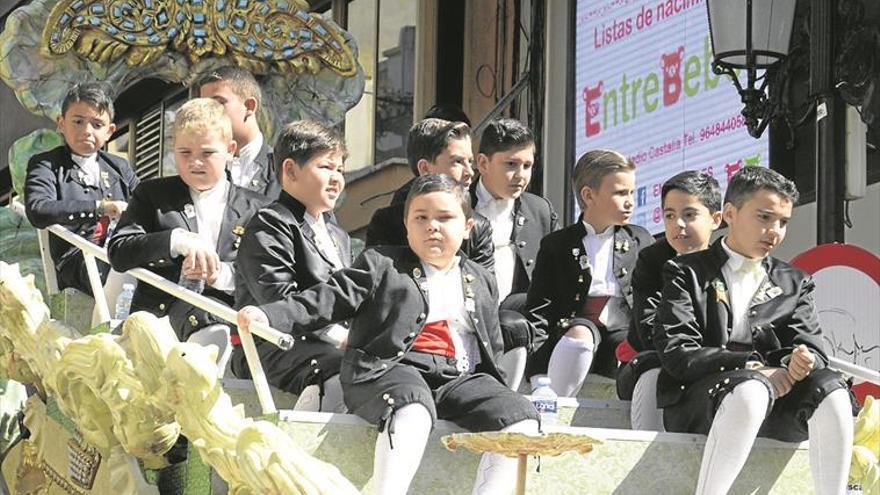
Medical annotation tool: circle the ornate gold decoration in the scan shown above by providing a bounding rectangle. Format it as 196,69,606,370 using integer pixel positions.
40,0,357,75
442,431,602,459
67,437,101,490
0,261,358,494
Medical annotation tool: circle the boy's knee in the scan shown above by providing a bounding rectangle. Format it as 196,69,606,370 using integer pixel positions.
564,325,595,345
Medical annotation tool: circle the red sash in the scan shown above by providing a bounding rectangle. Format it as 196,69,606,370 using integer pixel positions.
581,295,610,325
411,320,455,358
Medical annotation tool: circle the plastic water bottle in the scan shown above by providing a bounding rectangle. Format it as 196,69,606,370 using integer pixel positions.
178,272,205,294
531,376,558,429
114,283,135,320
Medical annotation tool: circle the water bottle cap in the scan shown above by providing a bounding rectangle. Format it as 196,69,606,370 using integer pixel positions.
122,283,135,291
535,376,552,387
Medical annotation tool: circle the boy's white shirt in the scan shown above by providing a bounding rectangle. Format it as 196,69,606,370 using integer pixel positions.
304,211,349,347
229,132,264,189
581,220,622,297
169,178,234,292
71,152,100,187
304,212,344,269
422,257,481,373
474,179,516,302
720,237,767,341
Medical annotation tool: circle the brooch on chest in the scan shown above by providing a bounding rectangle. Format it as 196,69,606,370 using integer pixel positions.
232,225,245,248
711,278,728,305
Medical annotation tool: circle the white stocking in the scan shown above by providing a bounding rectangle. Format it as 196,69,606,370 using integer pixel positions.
547,335,594,397
807,388,853,495
497,347,527,391
185,324,232,378
631,368,664,431
292,375,346,413
471,419,539,495
695,379,769,495
372,403,432,495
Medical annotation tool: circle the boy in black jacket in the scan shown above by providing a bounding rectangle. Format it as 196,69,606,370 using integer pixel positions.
232,120,349,412
655,167,852,494
526,150,653,396
25,83,139,296
615,170,721,431
238,174,538,495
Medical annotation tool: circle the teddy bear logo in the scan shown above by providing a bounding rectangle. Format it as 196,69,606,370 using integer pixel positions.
583,81,604,137
661,46,685,107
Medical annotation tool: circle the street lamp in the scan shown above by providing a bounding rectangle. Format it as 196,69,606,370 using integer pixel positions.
707,0,798,138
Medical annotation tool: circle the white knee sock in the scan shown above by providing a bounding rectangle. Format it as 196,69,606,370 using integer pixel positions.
471,419,539,495
631,368,664,431
320,374,346,413
808,388,853,495
372,403,432,495
497,347,527,391
293,375,346,412
695,379,770,495
185,324,232,378
547,335,594,397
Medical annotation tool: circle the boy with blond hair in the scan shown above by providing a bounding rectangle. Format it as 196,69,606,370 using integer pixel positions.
109,98,267,360
526,150,653,396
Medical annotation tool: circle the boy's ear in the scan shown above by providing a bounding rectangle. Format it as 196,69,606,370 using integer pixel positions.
464,217,475,235
106,122,117,136
227,140,238,156
579,186,593,208
416,159,432,176
55,114,64,129
721,203,737,226
244,96,258,117
282,158,297,180
710,210,723,230
476,153,491,175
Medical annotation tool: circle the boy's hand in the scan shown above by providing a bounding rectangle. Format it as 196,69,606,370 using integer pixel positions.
102,200,128,220
237,306,268,333
758,367,795,397
181,248,220,282
787,345,815,381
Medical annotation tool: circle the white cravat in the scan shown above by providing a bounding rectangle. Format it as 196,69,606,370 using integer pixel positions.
582,221,622,297
474,180,516,301
189,179,229,249
720,238,767,340
71,152,100,187
303,212,348,346
304,212,343,269
423,258,481,373
229,133,264,189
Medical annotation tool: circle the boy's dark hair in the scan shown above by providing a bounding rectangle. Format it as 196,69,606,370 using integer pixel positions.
662,170,722,213
275,120,348,181
478,118,535,156
404,173,473,221
61,82,115,121
424,103,471,126
572,149,635,209
195,66,262,106
724,166,799,208
406,118,471,176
